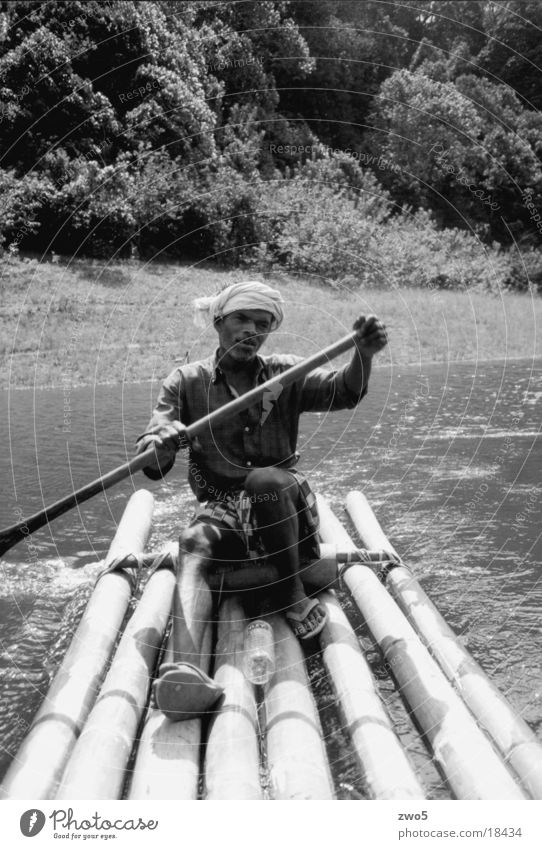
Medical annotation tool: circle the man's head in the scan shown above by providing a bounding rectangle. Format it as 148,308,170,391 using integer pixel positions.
193,281,284,366
215,308,274,364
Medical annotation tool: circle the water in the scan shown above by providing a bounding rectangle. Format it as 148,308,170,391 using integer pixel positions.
0,358,540,796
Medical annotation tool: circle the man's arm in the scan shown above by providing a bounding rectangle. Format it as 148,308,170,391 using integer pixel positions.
299,314,387,412
344,315,388,397
135,368,189,478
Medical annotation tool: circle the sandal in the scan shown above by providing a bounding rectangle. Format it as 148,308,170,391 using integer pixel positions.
285,598,328,642
152,661,224,722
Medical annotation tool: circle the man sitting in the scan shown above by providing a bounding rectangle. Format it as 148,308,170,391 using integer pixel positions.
136,280,387,720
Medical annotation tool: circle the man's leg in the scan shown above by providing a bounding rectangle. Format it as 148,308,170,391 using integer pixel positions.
244,467,327,639
153,521,235,721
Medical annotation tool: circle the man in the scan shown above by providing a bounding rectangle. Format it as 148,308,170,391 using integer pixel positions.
137,280,387,721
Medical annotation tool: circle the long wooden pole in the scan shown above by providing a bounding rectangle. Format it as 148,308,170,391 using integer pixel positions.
0,490,154,799
319,590,426,799
55,568,175,799
126,542,213,801
265,613,334,799
346,490,542,800
204,598,262,799
142,542,378,592
0,332,357,556
126,623,213,800
142,542,392,593
316,496,526,800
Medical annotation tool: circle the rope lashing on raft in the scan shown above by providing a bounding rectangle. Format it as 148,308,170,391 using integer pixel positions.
97,549,178,587
337,548,404,586
146,548,177,575
96,552,145,591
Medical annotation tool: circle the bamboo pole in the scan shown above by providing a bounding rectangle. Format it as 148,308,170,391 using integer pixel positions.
265,614,334,799
319,590,425,799
346,490,542,800
316,496,526,800
55,567,175,799
204,598,262,799
0,490,154,800
126,626,212,800
141,543,391,593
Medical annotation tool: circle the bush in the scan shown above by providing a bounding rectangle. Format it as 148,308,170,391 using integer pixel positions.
248,155,392,281
245,162,535,293
499,247,542,292
0,170,51,253
178,165,262,263
365,210,512,292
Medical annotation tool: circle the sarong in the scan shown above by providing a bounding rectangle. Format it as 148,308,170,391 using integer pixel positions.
191,470,319,562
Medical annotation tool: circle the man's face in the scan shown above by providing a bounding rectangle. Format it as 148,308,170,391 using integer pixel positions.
216,309,274,364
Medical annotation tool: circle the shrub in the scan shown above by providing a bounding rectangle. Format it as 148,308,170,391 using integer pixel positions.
0,170,51,252
246,165,534,293
178,164,262,262
248,155,392,282
499,247,542,292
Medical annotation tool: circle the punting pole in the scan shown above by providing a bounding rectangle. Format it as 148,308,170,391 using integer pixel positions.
265,613,334,799
319,590,426,799
204,598,262,799
0,489,154,800
55,567,176,799
126,622,212,799
316,495,526,800
346,490,542,800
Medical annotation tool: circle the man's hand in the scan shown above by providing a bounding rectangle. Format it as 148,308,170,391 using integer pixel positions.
136,421,201,471
141,421,194,452
353,315,388,358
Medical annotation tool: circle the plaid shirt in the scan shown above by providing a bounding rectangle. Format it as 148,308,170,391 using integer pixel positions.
139,349,367,501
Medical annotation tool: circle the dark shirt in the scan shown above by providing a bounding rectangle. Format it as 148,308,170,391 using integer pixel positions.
139,349,367,501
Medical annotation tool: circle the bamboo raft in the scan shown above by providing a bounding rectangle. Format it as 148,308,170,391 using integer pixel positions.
2,488,542,801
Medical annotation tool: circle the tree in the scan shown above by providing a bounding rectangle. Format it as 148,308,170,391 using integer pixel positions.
480,0,542,110
282,0,413,151
0,9,119,169
190,1,315,162
368,68,542,242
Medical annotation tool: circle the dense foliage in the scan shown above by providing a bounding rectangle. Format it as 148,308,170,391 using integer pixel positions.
1,0,541,289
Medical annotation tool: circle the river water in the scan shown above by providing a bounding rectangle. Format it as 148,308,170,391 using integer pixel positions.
0,358,540,798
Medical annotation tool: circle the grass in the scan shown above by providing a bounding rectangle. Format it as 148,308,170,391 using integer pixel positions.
1,254,541,389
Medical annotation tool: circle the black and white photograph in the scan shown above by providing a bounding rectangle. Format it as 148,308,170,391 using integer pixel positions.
0,0,541,843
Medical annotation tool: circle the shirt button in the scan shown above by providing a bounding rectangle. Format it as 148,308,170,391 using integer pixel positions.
246,460,252,467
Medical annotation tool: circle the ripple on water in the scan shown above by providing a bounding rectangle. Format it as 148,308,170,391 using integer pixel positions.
419,430,541,441
0,580,92,780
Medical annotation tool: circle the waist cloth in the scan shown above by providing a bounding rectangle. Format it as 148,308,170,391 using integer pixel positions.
191,470,319,562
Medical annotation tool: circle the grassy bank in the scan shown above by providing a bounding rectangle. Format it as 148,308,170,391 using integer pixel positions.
1,256,541,389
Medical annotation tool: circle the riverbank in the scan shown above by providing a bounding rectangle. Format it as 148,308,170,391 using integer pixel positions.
1,256,541,389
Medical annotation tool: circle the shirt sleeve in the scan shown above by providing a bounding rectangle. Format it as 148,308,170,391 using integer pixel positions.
135,368,184,479
300,362,368,412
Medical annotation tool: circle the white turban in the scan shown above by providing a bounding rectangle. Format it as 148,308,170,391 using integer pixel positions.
193,281,285,330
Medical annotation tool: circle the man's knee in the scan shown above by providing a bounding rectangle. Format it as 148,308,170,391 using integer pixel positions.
179,522,221,560
245,467,298,503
